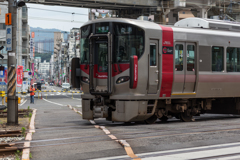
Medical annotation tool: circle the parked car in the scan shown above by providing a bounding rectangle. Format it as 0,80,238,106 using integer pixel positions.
61,83,70,91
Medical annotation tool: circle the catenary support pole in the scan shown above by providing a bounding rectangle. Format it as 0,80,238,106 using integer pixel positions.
7,0,18,125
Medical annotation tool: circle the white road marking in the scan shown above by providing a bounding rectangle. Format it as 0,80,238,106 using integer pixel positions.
43,98,64,106
19,99,27,106
92,142,240,160
72,98,82,100
76,105,82,108
67,104,139,159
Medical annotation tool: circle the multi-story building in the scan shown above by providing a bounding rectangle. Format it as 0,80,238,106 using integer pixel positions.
0,2,8,68
34,57,41,71
67,28,80,85
49,54,54,82
53,32,64,85
0,3,30,72
39,60,50,77
68,28,80,61
37,42,44,53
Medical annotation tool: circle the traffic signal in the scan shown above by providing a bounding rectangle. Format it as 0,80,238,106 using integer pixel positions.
0,46,4,59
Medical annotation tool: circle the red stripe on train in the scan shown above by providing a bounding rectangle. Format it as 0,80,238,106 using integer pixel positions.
159,25,174,97
80,64,130,79
132,56,138,89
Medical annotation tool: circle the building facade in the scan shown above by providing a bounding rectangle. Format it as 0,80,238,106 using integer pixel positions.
39,60,50,77
0,2,8,68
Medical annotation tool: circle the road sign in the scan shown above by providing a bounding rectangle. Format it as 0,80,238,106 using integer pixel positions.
5,13,12,25
0,82,6,85
6,25,12,51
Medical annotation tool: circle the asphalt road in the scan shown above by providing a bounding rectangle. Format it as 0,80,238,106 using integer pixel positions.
18,85,240,160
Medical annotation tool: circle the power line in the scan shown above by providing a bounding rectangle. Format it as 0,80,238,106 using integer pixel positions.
27,7,88,16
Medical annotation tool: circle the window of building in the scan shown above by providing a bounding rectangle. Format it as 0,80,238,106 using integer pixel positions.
227,47,240,72
175,44,184,71
212,46,224,72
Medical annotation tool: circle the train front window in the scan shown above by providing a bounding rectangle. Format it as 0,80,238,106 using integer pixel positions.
113,23,144,63
80,25,91,64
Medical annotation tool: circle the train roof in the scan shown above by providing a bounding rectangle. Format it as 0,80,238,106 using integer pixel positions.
82,18,240,38
174,18,240,32
82,18,162,30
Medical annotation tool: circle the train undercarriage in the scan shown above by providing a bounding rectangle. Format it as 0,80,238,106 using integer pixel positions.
82,97,240,124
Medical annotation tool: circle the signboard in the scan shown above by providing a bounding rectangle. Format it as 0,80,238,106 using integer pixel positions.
17,66,23,87
31,63,34,76
5,13,12,25
6,25,12,51
0,82,6,85
30,38,34,59
22,59,25,71
22,81,28,92
4,68,7,84
31,32,35,38
23,71,28,78
0,68,4,78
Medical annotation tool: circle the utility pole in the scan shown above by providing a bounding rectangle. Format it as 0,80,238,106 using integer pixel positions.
7,0,18,125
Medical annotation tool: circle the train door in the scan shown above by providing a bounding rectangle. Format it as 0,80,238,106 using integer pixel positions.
95,41,108,88
89,34,112,95
173,42,196,93
148,40,159,94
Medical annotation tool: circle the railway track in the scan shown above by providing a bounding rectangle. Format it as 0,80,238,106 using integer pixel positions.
0,130,25,157
5,124,240,150
0,130,22,137
0,109,32,118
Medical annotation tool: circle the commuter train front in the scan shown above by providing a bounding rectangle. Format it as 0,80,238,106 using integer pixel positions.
71,18,240,123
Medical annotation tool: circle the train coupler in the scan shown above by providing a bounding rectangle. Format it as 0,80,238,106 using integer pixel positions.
93,106,109,118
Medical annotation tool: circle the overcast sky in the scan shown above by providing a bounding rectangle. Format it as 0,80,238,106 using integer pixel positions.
27,3,89,31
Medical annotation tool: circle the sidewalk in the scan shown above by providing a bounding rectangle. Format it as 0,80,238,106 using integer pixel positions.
18,97,124,160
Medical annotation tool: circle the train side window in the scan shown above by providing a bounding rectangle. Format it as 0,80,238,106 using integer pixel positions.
212,46,224,72
175,44,184,71
227,47,240,72
150,43,156,66
187,45,195,71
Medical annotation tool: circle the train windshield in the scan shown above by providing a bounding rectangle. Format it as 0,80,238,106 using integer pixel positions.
113,23,144,63
80,23,144,65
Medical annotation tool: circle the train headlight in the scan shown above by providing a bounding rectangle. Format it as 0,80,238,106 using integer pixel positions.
81,76,89,83
116,76,130,84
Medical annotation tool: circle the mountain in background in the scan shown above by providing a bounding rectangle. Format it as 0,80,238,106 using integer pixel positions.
30,27,69,54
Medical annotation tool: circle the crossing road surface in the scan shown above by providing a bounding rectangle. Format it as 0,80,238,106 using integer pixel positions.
93,142,240,160
17,84,240,160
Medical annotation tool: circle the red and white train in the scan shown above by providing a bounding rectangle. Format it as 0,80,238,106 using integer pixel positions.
71,18,240,123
